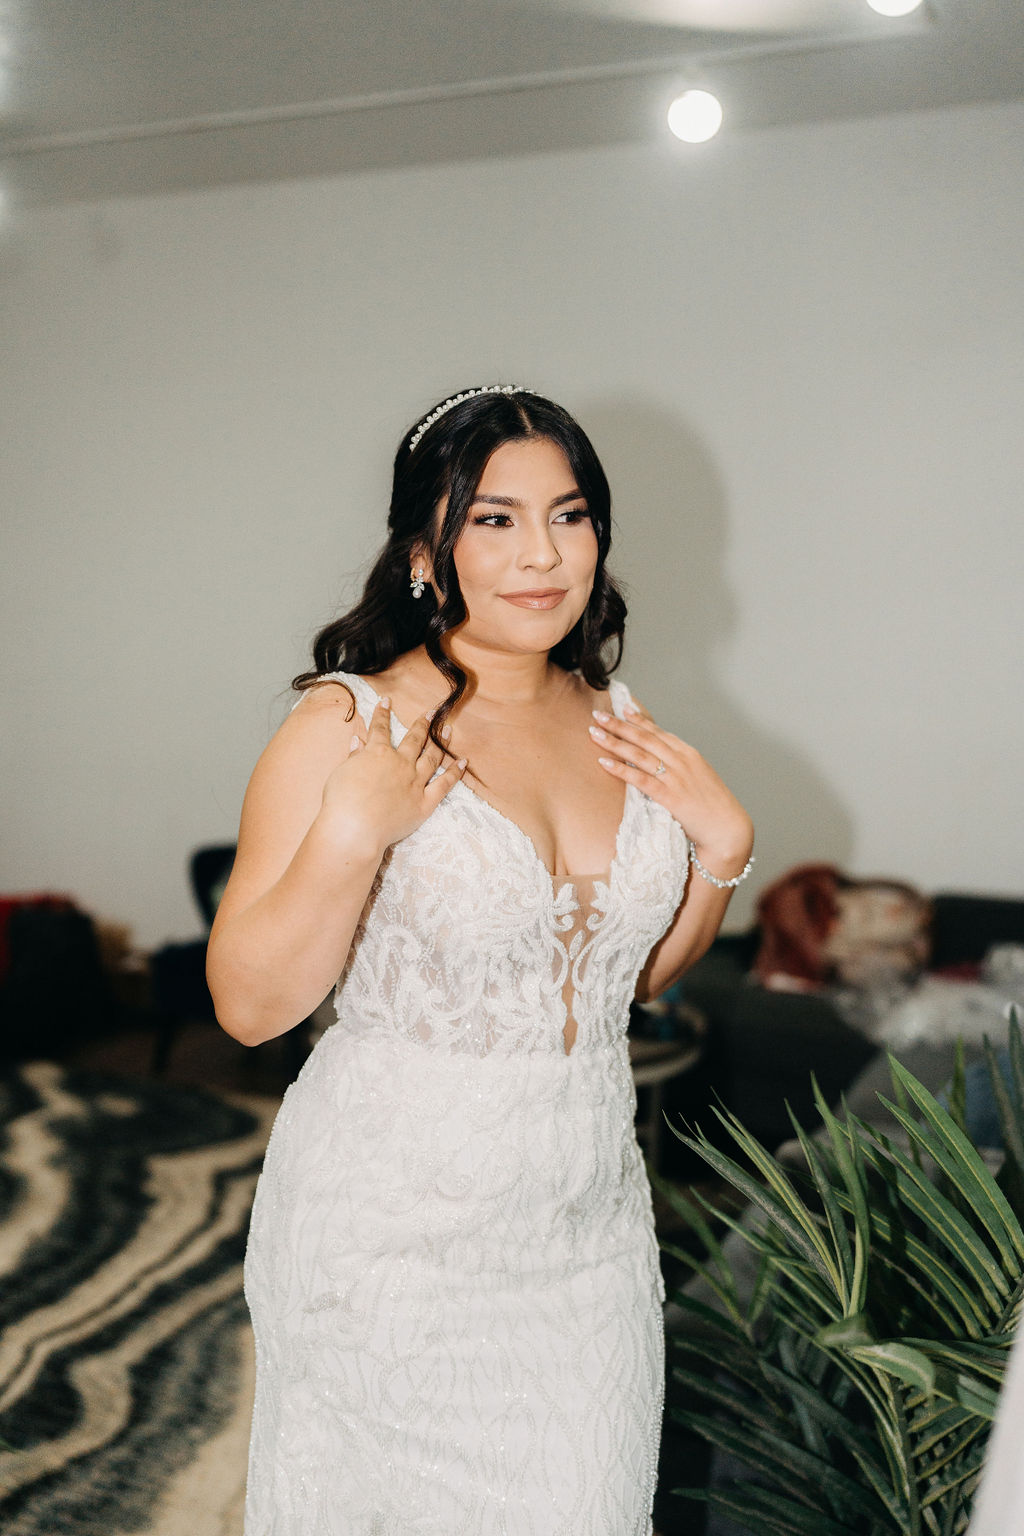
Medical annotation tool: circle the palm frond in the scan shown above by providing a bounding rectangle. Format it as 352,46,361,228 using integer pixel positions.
666,1018,1023,1534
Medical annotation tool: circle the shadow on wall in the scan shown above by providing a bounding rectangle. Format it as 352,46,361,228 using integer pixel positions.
582,398,855,926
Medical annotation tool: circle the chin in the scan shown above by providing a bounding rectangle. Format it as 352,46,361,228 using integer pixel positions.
506,618,582,655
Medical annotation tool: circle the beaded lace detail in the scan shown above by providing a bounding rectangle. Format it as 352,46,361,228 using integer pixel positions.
332,673,685,1060
243,672,689,1535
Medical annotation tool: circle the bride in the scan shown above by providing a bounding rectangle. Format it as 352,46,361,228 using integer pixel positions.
207,385,753,1535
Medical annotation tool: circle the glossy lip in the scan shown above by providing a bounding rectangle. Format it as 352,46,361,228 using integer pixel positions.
499,588,568,609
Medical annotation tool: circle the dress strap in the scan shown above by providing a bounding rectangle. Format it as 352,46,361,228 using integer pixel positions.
607,678,635,721
292,670,379,730
331,672,376,726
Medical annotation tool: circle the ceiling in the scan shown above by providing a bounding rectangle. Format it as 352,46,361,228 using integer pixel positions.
0,0,1022,205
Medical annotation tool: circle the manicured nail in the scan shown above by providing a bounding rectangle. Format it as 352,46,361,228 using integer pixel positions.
441,724,452,742
379,695,391,709
592,709,610,723
589,725,607,740
597,756,614,769
456,758,468,770
425,707,437,721
350,735,361,752
624,704,639,716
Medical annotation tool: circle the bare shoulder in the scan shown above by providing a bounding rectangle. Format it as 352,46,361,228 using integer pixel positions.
217,684,362,920
245,682,361,818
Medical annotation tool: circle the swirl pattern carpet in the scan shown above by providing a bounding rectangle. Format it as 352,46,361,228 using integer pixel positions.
0,1060,275,1536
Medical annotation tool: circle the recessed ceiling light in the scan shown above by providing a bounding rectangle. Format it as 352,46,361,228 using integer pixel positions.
667,90,723,144
866,0,923,15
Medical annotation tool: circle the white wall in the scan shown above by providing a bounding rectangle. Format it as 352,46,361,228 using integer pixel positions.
2,99,1022,947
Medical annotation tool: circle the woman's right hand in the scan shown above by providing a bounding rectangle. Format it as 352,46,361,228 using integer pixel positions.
208,692,467,1046
320,697,466,856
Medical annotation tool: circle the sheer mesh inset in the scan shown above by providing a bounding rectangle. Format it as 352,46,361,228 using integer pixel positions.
552,875,609,1055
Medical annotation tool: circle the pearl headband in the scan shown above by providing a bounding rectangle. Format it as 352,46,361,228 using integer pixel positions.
407,384,528,454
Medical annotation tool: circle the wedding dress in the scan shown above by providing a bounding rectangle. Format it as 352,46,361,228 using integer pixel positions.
243,672,689,1535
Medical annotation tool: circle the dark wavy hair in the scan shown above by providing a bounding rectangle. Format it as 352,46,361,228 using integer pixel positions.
294,386,627,743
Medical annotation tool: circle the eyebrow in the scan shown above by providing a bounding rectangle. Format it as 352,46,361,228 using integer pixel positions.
471,490,587,509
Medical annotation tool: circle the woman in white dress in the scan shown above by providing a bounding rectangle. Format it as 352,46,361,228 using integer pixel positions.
208,386,754,1536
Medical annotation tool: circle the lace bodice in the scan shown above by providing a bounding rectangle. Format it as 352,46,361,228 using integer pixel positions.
326,672,690,1058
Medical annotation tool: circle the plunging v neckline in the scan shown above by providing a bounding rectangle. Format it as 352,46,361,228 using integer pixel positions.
349,673,633,891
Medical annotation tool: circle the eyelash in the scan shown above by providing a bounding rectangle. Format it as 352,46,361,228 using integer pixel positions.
471,508,591,528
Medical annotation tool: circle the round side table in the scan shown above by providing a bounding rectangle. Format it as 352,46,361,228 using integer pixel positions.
629,1006,706,1173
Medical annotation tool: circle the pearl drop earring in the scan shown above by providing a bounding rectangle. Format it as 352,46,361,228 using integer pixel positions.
410,569,426,599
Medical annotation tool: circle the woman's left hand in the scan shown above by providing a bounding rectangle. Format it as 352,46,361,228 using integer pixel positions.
590,699,754,880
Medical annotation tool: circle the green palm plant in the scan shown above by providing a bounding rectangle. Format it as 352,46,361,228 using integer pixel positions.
663,1014,1024,1536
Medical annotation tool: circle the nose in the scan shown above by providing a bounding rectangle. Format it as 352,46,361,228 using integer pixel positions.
516,520,561,573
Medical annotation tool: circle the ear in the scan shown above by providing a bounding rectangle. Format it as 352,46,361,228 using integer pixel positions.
409,544,434,584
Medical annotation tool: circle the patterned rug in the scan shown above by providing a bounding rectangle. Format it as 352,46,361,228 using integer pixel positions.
0,1060,276,1536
